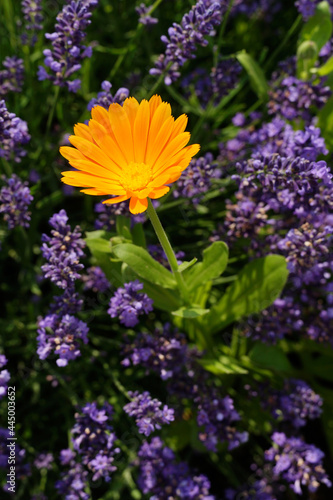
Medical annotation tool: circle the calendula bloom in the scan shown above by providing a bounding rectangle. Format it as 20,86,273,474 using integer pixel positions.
60,95,200,214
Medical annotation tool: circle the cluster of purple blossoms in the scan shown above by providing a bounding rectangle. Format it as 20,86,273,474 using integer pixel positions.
173,153,222,205
124,391,174,436
0,174,33,230
37,314,89,367
271,379,323,428
222,155,333,246
37,210,88,367
82,265,110,293
38,0,99,92
0,57,24,98
87,80,129,111
265,432,332,495
268,59,331,123
294,0,329,20
197,393,248,452
181,59,242,107
57,403,119,497
277,223,333,287
231,0,282,21
150,0,227,85
122,324,247,452
219,116,328,168
136,3,158,26
21,0,43,45
34,452,54,470
41,210,85,289
0,355,10,400
108,280,153,327
137,437,215,499
0,100,30,162
56,449,89,500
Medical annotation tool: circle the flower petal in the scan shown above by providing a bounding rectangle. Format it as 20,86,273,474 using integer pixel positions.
88,119,126,171
74,123,93,141
109,103,134,163
133,99,150,163
129,196,148,214
152,132,191,173
123,97,139,129
146,115,174,167
148,186,170,199
102,193,131,204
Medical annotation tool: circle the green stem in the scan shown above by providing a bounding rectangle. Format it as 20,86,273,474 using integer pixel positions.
46,85,61,136
147,199,190,304
214,0,235,67
263,15,302,71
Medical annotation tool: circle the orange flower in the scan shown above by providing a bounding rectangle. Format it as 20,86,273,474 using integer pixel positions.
60,95,200,214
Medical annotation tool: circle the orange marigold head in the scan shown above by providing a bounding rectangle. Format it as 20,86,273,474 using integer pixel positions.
59,95,200,214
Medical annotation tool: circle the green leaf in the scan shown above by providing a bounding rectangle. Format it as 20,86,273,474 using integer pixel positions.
116,216,132,240
172,306,209,318
314,55,333,76
318,94,333,148
186,241,229,292
85,237,112,254
205,255,289,334
296,40,318,79
200,356,248,375
299,1,332,52
131,223,146,248
236,52,269,99
122,265,181,312
113,243,177,289
178,258,197,273
249,343,291,372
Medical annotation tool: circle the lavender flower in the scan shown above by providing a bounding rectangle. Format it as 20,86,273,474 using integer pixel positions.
38,0,99,92
150,0,227,85
41,209,85,289
94,200,146,230
277,223,333,287
82,266,110,293
34,452,54,470
38,210,88,366
122,324,247,451
108,280,153,327
138,437,215,499
0,100,30,162
136,3,158,26
71,402,120,482
87,80,129,111
0,57,24,98
173,153,221,205
265,432,332,495
0,355,10,399
21,0,43,45
37,313,89,367
197,393,248,452
268,68,331,123
182,60,242,108
124,391,174,436
0,174,33,229
295,0,317,19
56,457,89,500
271,379,323,427
231,0,282,20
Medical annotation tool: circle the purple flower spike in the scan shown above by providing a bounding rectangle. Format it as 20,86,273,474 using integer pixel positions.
0,174,33,229
0,100,30,162
38,0,99,92
108,280,153,327
124,391,174,436
0,57,24,98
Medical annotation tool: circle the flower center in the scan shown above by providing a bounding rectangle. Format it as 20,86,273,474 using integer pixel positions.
121,162,153,192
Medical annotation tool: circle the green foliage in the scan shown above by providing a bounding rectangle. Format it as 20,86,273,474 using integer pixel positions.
205,255,289,334
249,343,292,372
185,241,229,292
236,51,269,99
